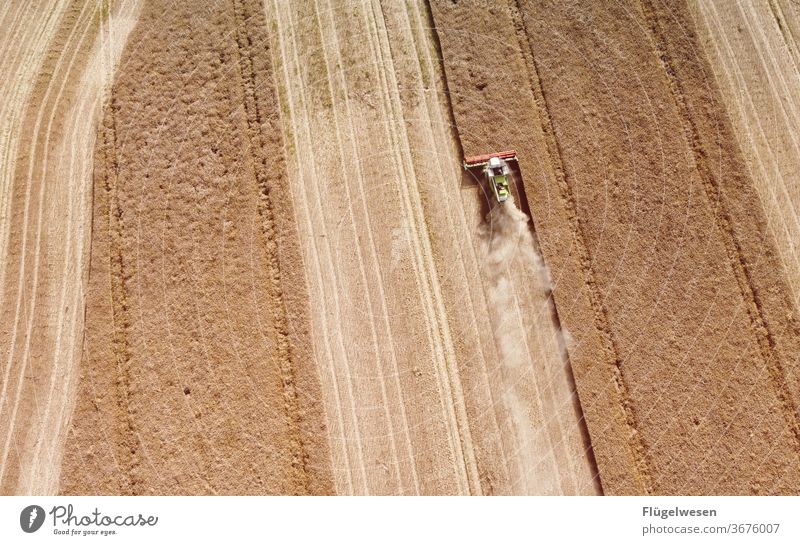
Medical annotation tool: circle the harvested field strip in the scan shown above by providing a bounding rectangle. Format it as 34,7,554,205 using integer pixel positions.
767,0,800,73
407,1,516,493
690,1,800,323
268,0,369,494
268,0,469,495
0,0,140,495
1,0,97,490
370,0,480,494
0,0,68,292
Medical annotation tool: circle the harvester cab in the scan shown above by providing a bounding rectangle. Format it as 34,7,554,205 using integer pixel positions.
463,150,518,203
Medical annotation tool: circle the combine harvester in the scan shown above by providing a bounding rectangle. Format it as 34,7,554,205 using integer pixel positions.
463,150,518,203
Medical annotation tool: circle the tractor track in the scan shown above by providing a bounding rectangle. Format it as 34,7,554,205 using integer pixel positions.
231,0,312,494
103,94,143,493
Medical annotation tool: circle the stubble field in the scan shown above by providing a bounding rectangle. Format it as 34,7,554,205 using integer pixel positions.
2,0,800,495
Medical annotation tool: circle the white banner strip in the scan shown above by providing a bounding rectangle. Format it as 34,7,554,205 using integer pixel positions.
0,496,797,544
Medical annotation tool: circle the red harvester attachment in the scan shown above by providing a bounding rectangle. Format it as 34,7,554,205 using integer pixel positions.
463,150,518,168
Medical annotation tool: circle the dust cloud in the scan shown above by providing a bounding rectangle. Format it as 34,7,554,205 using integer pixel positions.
478,197,551,367
478,197,564,491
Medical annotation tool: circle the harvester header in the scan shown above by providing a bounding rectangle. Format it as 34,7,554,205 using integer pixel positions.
463,150,518,168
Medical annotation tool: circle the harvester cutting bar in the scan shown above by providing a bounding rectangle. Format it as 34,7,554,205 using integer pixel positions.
463,150,518,169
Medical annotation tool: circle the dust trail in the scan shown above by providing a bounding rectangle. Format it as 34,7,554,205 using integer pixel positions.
478,197,551,368
477,196,563,492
